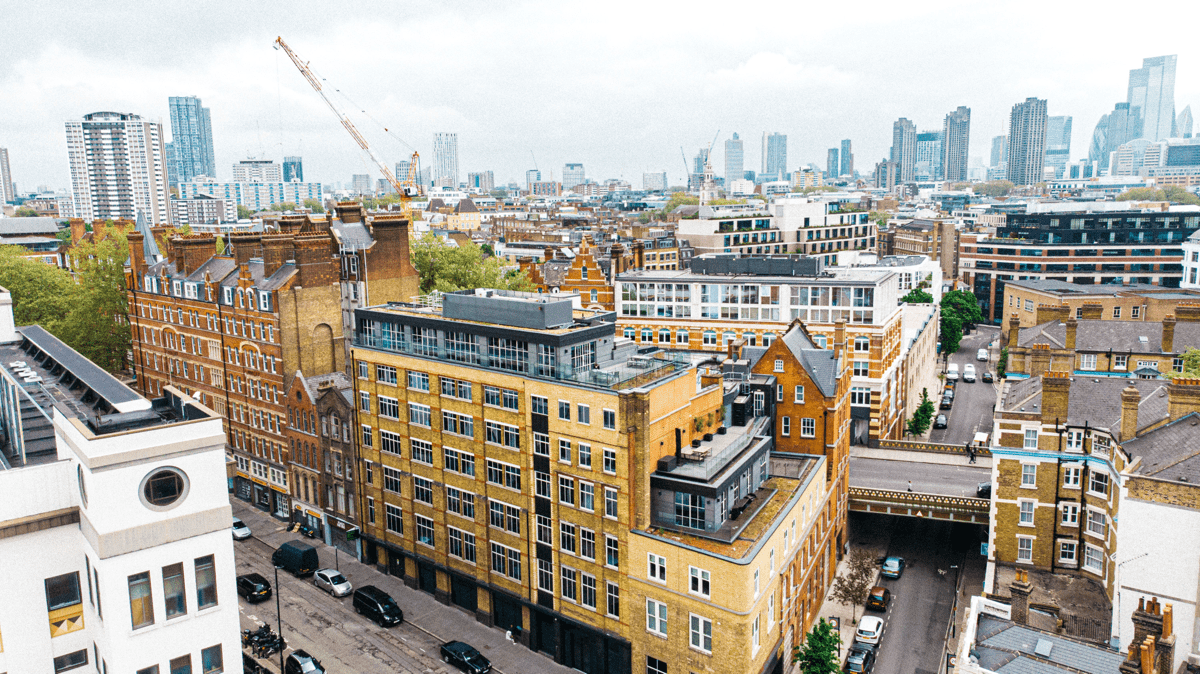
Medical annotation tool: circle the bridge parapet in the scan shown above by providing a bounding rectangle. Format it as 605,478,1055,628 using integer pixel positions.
874,439,992,457
848,486,990,523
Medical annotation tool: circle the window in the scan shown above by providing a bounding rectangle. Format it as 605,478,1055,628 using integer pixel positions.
1058,541,1078,564
446,487,475,519
415,515,435,546
1084,544,1104,572
578,443,592,469
358,360,369,379
489,500,520,534
1114,355,1128,370
195,555,216,609
444,448,475,476
690,615,713,653
383,467,403,494
559,400,571,420
1086,510,1107,537
752,615,760,651
607,582,620,618
485,421,520,449
801,418,815,437
45,571,82,611
675,492,705,529
536,515,552,545
561,567,578,601
538,560,554,592
1017,537,1033,562
754,569,760,596
647,599,668,636
1021,464,1037,487
581,573,597,609
53,650,88,673
1089,472,1109,496
560,522,577,553
794,385,804,403
414,477,433,505
448,528,477,563
773,359,784,372
647,657,668,674
169,655,192,674
1112,306,1121,318
781,417,791,436
490,544,521,580
580,482,595,511
361,425,373,448
1066,430,1083,451
690,567,711,597
385,504,403,534
606,536,620,568
1063,466,1081,488
406,402,429,426
580,528,596,560
1019,500,1035,525
776,384,783,402
487,460,521,490
850,387,870,405
1023,429,1038,449
534,432,550,457
559,438,572,463
379,430,402,456
441,377,473,401
163,563,186,619
411,438,433,465
605,487,619,518
1024,299,1034,312
578,404,591,424
648,554,666,582
530,394,548,415
854,336,869,351
559,475,575,505
201,645,223,674
535,471,551,498
359,391,370,412
407,370,430,391
853,361,869,376
128,571,155,629
442,411,474,438
1175,357,1185,373
603,409,616,429
1061,503,1079,526
1080,353,1097,370
603,448,617,474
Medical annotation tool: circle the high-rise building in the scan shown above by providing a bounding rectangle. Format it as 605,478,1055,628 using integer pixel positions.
941,106,971,182
724,133,744,186
642,171,667,192
914,131,943,181
890,118,917,183
232,159,282,183
1178,105,1194,139
1006,97,1048,186
1127,55,1177,141
0,147,12,203
467,171,494,191
1099,103,1140,171
1087,116,1108,166
395,160,412,183
351,174,372,195
65,112,168,223
840,139,854,177
167,96,215,185
562,163,585,190
689,148,710,191
761,132,787,181
283,156,303,182
874,159,898,190
990,135,1008,168
1043,116,1073,179
826,148,839,178
525,169,541,189
432,132,459,188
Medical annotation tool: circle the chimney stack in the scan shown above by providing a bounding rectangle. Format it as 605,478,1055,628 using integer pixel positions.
1175,303,1200,323
173,234,217,277
1166,377,1200,421
1035,304,1069,325
1161,315,1176,354
128,231,147,275
1029,343,1052,377
227,233,261,267
1080,303,1103,320
1121,385,1141,442
261,234,295,278
1041,370,1071,425
1007,313,1021,349
1010,569,1032,626
1065,317,1078,350
293,235,336,288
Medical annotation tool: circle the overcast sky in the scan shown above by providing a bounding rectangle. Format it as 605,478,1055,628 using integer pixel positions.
3,0,1198,192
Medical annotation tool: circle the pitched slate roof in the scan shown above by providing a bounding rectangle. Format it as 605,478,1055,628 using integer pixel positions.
542,259,572,286
453,198,479,214
1121,411,1200,483
779,325,838,397
0,217,60,236
1001,375,1169,433
972,615,1123,674
295,370,352,402
1018,319,1200,354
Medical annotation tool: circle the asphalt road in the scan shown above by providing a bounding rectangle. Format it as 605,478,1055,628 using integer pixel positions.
850,514,985,674
848,457,991,498
928,326,1001,446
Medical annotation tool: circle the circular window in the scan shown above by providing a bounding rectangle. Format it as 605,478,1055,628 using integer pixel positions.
139,467,190,511
77,465,88,508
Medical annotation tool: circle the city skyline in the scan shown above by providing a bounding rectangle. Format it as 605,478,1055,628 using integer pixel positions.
2,3,1199,192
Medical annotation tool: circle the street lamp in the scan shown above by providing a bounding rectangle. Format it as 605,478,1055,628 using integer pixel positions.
274,564,285,674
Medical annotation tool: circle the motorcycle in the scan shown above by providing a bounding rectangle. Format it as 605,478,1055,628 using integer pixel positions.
254,634,286,659
241,624,272,647
297,522,319,539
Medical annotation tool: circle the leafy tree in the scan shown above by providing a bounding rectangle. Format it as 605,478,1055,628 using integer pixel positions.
940,290,983,355
0,246,79,337
302,198,325,213
829,548,876,623
997,347,1008,379
479,243,495,257
489,189,508,199
1165,346,1200,378
972,180,1014,197
900,288,934,304
215,235,226,255
267,201,298,212
659,191,699,218
63,229,131,372
236,205,254,220
1115,186,1200,205
15,207,39,217
907,388,936,436
868,210,890,227
941,312,964,355
792,185,837,194
792,618,842,674
55,229,72,244
410,233,535,294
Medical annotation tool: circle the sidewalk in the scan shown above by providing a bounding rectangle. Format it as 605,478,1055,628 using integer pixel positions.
850,445,992,468
232,499,573,674
810,539,888,665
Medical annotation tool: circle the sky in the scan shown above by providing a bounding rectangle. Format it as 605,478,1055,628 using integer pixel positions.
3,0,1199,193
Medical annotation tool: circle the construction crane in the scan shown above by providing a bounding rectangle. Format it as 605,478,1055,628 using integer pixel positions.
273,36,422,216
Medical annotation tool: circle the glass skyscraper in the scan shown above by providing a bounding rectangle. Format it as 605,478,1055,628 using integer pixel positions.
167,96,215,185
1043,116,1072,179
914,131,942,181
1127,55,1176,141
891,118,916,183
432,132,459,188
761,132,787,182
941,106,971,182
724,133,744,186
840,140,853,177
283,156,303,183
1006,97,1048,186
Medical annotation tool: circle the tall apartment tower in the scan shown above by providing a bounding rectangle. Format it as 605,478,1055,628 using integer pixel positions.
283,156,303,182
0,147,12,203
941,106,971,182
167,96,215,186
724,133,744,187
562,163,585,190
1006,97,1049,186
643,171,667,192
1127,55,1177,141
761,132,787,181
1043,116,1073,179
840,139,853,177
891,118,917,183
467,171,494,191
525,169,541,189
914,131,943,181
65,112,168,223
826,148,839,178
990,135,1008,167
1178,105,1194,139
232,159,282,183
351,174,372,195
432,132,459,188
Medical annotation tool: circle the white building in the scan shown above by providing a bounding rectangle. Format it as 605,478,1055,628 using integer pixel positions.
178,178,323,211
169,194,236,226
642,171,667,192
831,252,945,303
231,159,282,183
1182,230,1200,288
0,289,239,674
65,112,168,224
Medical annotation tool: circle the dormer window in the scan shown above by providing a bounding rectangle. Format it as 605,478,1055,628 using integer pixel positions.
222,287,233,305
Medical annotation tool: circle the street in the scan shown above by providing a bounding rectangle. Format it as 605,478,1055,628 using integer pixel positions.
847,514,985,674
928,326,1001,445
849,457,990,498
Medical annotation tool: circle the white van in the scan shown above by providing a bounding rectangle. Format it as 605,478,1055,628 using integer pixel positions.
963,364,976,382
946,363,960,381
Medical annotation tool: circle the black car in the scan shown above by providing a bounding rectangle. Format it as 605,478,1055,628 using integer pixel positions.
939,395,953,410
933,414,948,429
846,641,876,673
982,371,994,383
977,482,993,498
352,586,404,627
236,573,272,603
285,649,326,674
440,641,492,674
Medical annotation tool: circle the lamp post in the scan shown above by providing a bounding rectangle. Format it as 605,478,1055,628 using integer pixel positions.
274,564,285,674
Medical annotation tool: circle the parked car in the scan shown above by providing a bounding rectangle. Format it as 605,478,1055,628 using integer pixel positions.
272,540,319,577
855,615,884,645
982,371,994,383
352,586,404,627
977,348,989,362
977,482,993,498
285,649,326,674
946,363,959,381
440,641,492,673
933,414,948,429
236,573,272,603
942,386,955,399
865,586,890,611
232,517,252,541
846,641,877,673
963,364,976,382
881,556,906,579
940,395,953,410
314,569,353,597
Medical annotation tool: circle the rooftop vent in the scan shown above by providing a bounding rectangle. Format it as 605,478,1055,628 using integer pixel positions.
1034,639,1054,658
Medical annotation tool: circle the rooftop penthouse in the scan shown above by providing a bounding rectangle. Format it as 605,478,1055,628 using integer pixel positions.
354,288,691,390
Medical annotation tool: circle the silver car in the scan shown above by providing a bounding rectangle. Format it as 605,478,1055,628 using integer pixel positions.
232,517,252,541
977,348,989,362
313,568,352,597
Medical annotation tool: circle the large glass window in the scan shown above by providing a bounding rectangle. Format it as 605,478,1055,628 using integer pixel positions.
195,555,217,609
45,571,81,611
674,492,706,530
128,571,155,629
53,650,88,673
163,563,186,619
201,645,223,674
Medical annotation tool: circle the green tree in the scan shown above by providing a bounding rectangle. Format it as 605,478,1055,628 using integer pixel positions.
268,201,298,212
0,246,79,337
410,233,535,294
1165,346,1200,378
907,388,936,436
55,229,72,244
971,180,1014,197
489,189,508,199
900,288,934,304
659,191,699,218
1115,186,1200,205
62,230,131,372
940,290,983,355
829,548,876,622
14,207,39,217
215,235,226,255
868,210,890,227
792,618,842,674
236,205,254,220
997,347,1008,379
941,312,964,355
302,198,325,213
479,243,495,257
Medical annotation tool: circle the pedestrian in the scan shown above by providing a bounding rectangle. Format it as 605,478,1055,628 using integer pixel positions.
968,446,977,464
907,480,913,492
